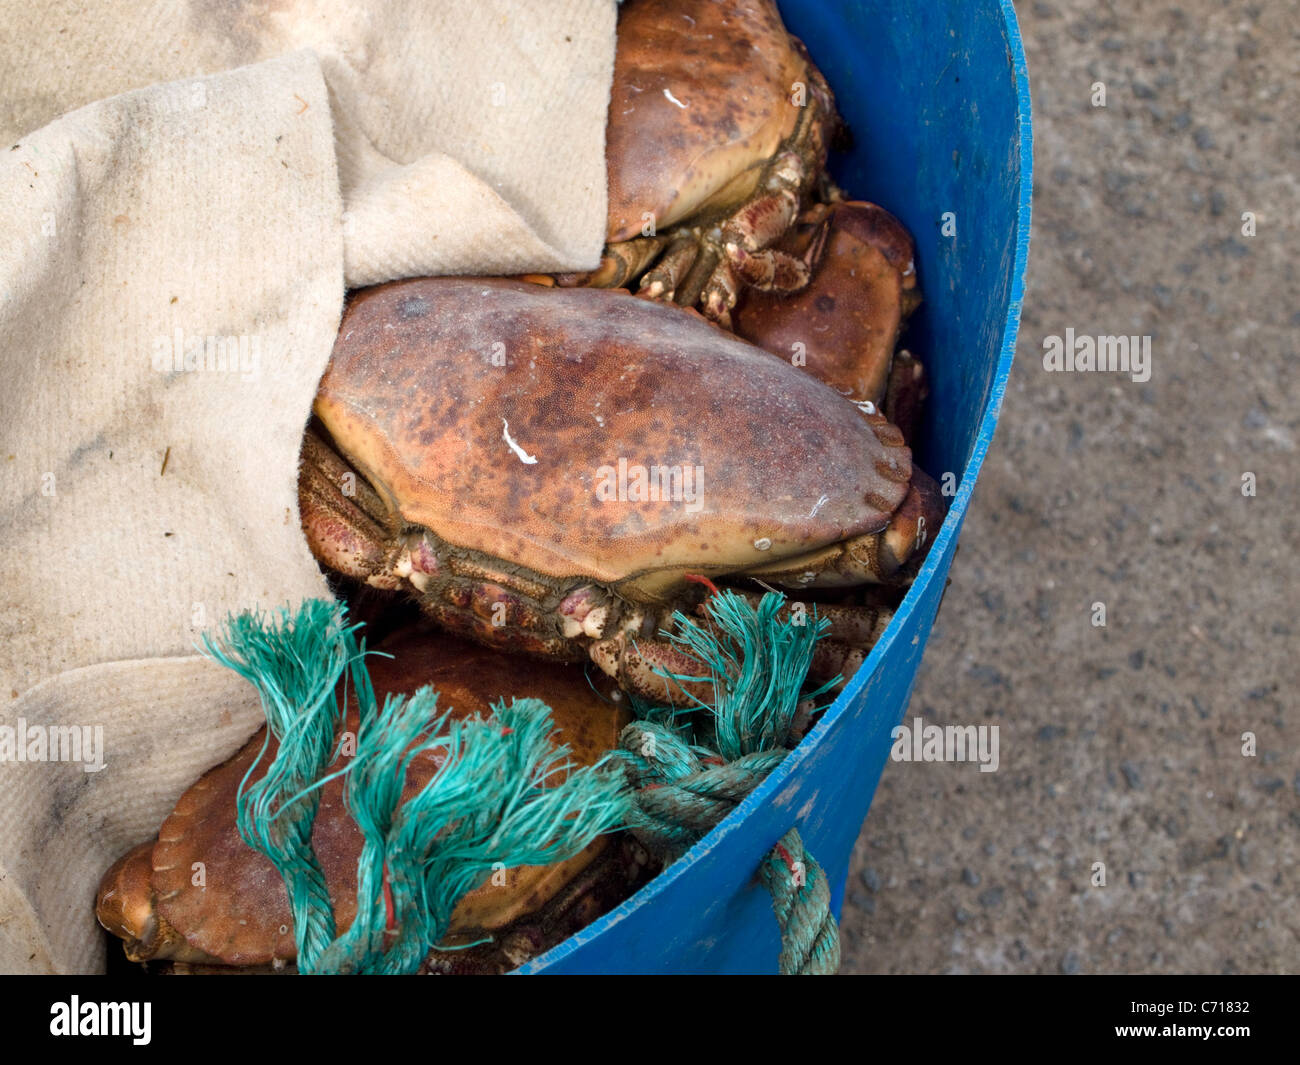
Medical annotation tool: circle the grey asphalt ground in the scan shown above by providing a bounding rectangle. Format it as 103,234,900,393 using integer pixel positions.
839,0,1299,974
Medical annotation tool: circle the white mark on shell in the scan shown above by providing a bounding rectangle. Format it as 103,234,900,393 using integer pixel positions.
663,88,689,109
754,537,772,551
854,400,877,416
807,494,829,518
501,417,538,464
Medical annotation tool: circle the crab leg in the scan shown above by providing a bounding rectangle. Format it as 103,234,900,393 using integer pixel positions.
586,583,898,708
299,428,400,589
703,214,831,330
884,349,929,446
639,232,705,301
705,586,895,694
555,235,668,291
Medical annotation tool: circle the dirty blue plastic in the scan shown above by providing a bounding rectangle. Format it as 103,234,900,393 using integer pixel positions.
521,0,1033,973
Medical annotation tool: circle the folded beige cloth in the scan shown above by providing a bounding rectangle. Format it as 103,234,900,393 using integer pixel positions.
0,0,615,973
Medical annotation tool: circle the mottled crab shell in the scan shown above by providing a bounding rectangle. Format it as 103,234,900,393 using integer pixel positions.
313,278,912,602
606,0,814,242
96,630,628,968
732,202,921,406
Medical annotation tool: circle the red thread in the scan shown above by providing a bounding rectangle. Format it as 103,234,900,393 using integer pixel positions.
684,573,721,597
382,863,397,934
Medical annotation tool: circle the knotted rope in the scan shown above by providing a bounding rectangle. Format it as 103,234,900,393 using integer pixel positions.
759,829,841,976
207,594,844,975
615,588,843,975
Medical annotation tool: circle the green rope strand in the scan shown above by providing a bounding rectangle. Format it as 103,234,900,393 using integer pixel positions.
616,588,845,975
204,601,629,975
201,601,367,970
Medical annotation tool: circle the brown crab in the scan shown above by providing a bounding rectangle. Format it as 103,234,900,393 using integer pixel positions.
732,201,926,437
561,0,840,326
96,629,638,973
298,277,943,705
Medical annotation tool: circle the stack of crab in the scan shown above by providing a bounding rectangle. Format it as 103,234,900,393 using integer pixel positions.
98,0,944,974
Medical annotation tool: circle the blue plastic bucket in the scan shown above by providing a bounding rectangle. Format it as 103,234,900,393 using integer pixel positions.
522,0,1032,973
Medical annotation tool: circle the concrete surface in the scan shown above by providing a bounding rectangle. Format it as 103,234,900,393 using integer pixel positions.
839,0,1298,974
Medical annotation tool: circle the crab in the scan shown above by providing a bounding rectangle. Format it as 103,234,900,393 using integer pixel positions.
559,0,841,326
298,277,944,706
96,629,641,973
731,200,927,441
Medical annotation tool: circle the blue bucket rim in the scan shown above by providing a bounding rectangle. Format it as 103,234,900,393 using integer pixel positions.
519,0,1034,973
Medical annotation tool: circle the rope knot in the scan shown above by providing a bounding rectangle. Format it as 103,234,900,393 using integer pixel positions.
616,719,840,975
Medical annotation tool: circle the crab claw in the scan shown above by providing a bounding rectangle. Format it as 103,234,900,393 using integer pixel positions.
96,841,215,964
742,466,946,588
96,842,158,958
876,467,945,576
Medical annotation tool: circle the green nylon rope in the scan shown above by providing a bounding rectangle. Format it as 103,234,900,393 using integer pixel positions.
202,601,629,975
617,589,843,975
204,592,845,975
760,828,841,976
201,600,364,968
